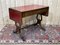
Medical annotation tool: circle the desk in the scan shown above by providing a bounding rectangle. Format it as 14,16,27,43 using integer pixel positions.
9,5,49,41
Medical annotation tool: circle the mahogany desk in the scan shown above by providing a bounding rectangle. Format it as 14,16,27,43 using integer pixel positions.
9,5,49,41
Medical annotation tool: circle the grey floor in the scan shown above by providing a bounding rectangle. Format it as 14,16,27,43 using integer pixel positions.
0,25,60,45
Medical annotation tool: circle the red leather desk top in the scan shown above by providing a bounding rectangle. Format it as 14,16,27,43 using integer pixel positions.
10,5,49,12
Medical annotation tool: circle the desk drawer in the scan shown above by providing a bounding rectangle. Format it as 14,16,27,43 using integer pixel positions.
22,7,49,17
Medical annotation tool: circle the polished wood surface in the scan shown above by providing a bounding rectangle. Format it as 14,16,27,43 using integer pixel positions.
9,5,49,23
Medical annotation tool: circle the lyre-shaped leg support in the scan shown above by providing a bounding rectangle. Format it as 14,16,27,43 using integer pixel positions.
13,22,26,41
34,14,45,31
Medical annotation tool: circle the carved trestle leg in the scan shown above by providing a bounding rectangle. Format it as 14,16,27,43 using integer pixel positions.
13,22,21,33
34,14,45,31
13,22,26,41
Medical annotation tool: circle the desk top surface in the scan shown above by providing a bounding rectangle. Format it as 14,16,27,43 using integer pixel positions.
10,5,49,12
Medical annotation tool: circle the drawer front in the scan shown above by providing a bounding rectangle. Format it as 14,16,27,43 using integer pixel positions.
22,7,49,17
9,8,22,23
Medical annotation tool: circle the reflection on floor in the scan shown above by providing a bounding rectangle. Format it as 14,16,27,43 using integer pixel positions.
0,24,60,44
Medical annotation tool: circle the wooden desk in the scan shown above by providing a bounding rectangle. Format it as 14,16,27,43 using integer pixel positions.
9,5,49,41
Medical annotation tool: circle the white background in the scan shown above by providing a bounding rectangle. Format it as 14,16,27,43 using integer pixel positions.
0,0,60,26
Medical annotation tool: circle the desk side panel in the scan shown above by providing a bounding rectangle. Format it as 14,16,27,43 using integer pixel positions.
9,8,22,23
